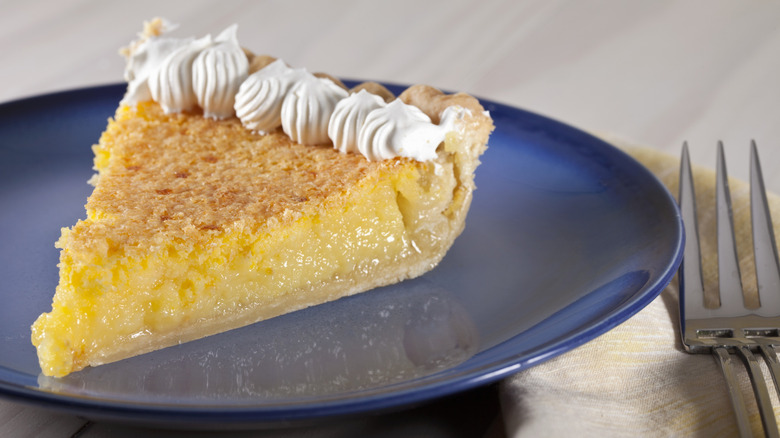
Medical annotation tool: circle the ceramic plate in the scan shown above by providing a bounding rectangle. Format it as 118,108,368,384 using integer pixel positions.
0,82,683,426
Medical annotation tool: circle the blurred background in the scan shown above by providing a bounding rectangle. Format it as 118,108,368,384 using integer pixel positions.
2,1,780,436
4,0,780,189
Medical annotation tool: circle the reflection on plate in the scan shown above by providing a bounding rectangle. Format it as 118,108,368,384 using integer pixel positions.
39,278,478,402
0,82,683,426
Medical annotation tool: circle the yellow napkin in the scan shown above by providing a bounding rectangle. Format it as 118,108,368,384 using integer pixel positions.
500,139,780,437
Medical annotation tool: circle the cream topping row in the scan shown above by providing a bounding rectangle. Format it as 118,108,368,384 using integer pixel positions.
121,22,465,162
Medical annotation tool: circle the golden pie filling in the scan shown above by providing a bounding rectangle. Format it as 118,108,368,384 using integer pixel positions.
32,94,491,377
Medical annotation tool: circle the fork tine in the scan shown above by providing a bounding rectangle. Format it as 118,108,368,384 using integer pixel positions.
749,141,780,402
716,142,745,311
680,142,708,321
744,142,780,437
750,141,780,313
709,144,765,437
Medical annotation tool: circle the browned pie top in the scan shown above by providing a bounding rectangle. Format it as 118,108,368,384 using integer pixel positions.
78,102,416,252
68,86,490,255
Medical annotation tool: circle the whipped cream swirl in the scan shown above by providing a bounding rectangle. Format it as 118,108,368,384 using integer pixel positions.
328,90,387,154
357,100,463,162
122,23,248,119
121,19,192,106
234,60,307,133
192,25,248,119
147,35,211,113
281,75,348,145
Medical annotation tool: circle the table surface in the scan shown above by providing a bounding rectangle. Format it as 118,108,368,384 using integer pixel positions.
3,1,780,437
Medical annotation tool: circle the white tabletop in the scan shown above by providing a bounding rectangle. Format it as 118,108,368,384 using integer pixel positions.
3,1,780,436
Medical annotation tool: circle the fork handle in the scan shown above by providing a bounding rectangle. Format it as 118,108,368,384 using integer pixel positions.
714,347,755,437
759,345,780,396
735,346,780,438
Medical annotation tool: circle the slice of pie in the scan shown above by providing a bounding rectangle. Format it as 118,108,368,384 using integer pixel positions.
31,20,493,377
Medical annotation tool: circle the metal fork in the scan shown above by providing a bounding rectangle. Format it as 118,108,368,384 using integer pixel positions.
680,141,780,438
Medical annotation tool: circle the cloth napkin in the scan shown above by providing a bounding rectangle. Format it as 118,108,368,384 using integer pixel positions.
500,137,780,438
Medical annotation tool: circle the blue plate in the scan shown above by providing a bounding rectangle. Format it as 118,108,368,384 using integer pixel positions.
0,82,683,427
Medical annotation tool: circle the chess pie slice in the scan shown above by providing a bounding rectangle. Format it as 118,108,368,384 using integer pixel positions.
31,20,493,377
